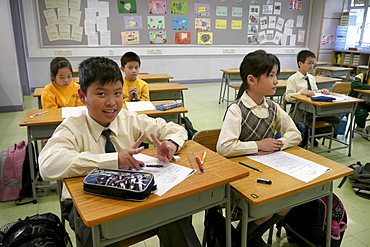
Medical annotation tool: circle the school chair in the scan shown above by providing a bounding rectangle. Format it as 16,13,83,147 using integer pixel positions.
56,181,156,247
331,83,352,138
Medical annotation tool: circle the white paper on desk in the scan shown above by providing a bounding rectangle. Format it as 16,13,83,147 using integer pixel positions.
126,101,155,112
62,106,87,118
247,151,331,183
314,93,348,102
133,153,196,196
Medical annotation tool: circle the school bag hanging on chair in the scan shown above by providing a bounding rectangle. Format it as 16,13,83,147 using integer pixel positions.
338,161,370,199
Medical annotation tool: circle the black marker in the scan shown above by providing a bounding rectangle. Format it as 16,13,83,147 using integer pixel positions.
146,165,164,168
257,178,272,185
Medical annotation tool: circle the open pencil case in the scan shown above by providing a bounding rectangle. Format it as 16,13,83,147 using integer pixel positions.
83,168,157,201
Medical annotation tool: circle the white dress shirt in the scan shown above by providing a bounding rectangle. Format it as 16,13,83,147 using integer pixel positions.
285,71,322,103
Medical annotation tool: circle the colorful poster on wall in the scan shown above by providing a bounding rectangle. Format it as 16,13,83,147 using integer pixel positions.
117,0,137,14
149,30,167,43
121,31,140,44
248,24,258,34
175,32,191,44
198,32,213,44
289,0,302,11
194,3,210,16
215,19,227,29
124,16,142,29
171,1,188,14
321,34,334,46
249,5,259,24
195,18,211,31
247,35,258,44
147,16,165,29
172,17,188,30
231,20,243,30
149,1,167,14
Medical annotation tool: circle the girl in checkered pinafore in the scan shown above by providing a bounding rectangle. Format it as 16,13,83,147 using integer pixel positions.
217,50,302,247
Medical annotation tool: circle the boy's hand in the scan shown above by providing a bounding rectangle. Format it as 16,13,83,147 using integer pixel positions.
255,138,284,152
129,87,140,101
150,133,177,162
118,134,145,170
321,88,329,95
301,90,315,96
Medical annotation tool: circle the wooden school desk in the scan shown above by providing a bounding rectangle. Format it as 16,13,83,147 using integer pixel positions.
19,101,188,203
64,141,249,247
138,73,173,83
318,66,353,79
315,75,342,90
219,69,296,104
291,94,363,156
357,65,369,74
229,146,353,247
33,82,185,109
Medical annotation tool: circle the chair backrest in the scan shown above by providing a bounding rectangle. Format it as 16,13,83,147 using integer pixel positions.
192,129,221,152
332,82,351,95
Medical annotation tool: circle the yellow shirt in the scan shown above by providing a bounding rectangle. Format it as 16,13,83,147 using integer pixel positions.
41,82,84,109
123,78,150,102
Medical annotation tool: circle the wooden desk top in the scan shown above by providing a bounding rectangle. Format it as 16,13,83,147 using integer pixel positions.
319,66,353,71
315,61,331,65
138,74,173,80
358,65,369,69
291,93,363,106
33,83,186,98
19,101,188,127
354,89,370,94
315,76,342,83
73,68,79,73
147,83,188,91
221,68,295,74
230,146,353,206
64,140,249,227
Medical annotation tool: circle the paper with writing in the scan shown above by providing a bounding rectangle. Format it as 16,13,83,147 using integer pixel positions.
125,101,156,111
247,151,331,183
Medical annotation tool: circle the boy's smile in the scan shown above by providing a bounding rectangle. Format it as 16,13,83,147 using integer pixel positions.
78,80,123,127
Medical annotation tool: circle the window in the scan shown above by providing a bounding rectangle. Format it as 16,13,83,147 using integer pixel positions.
348,0,370,47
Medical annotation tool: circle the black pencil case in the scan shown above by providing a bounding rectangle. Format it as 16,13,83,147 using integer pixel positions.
83,168,156,201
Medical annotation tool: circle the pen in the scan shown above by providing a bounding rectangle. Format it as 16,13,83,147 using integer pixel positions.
195,156,204,172
238,162,262,173
30,111,48,118
139,164,164,168
201,150,207,165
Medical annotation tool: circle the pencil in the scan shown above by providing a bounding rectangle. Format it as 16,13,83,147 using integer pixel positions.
238,162,262,172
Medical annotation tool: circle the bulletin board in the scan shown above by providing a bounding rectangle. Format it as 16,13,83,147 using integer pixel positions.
37,0,310,47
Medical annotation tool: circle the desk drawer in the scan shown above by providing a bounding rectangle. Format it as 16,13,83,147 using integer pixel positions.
100,185,226,239
150,91,182,101
247,182,331,218
29,124,59,139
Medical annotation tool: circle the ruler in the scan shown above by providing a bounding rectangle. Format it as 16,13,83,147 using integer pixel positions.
186,151,202,174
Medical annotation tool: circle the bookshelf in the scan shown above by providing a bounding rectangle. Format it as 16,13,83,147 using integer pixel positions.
332,51,370,75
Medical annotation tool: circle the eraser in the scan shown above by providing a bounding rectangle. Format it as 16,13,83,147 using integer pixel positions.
172,155,181,162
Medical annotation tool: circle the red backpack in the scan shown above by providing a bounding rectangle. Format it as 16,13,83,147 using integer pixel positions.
0,141,28,201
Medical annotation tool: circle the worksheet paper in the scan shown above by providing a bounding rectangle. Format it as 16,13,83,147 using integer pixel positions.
125,101,156,111
133,153,196,196
247,151,331,183
62,106,87,118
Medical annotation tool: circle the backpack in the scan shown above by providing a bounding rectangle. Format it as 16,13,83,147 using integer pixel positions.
284,194,347,247
181,117,198,140
338,161,370,199
0,212,72,247
0,141,35,205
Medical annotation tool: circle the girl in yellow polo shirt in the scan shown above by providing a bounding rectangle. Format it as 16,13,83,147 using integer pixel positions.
41,57,84,109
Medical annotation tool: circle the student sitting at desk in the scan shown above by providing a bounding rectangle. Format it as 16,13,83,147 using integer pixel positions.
39,57,201,247
41,57,84,109
285,50,341,145
217,50,302,247
348,71,370,139
120,51,149,102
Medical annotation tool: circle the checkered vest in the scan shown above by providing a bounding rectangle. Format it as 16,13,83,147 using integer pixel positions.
236,98,277,142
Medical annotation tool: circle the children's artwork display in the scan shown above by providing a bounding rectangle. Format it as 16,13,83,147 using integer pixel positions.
175,32,191,44
37,0,310,46
149,30,167,44
149,1,167,14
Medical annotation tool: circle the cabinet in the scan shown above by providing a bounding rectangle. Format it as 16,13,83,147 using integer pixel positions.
332,51,370,75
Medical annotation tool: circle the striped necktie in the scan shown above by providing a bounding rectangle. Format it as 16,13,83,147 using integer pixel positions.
101,129,116,153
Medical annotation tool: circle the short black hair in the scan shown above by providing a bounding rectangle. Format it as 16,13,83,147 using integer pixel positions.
297,50,316,67
50,57,72,81
120,51,141,67
237,50,280,99
78,57,123,94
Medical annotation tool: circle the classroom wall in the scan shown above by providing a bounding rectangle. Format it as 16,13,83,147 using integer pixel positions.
0,0,23,112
